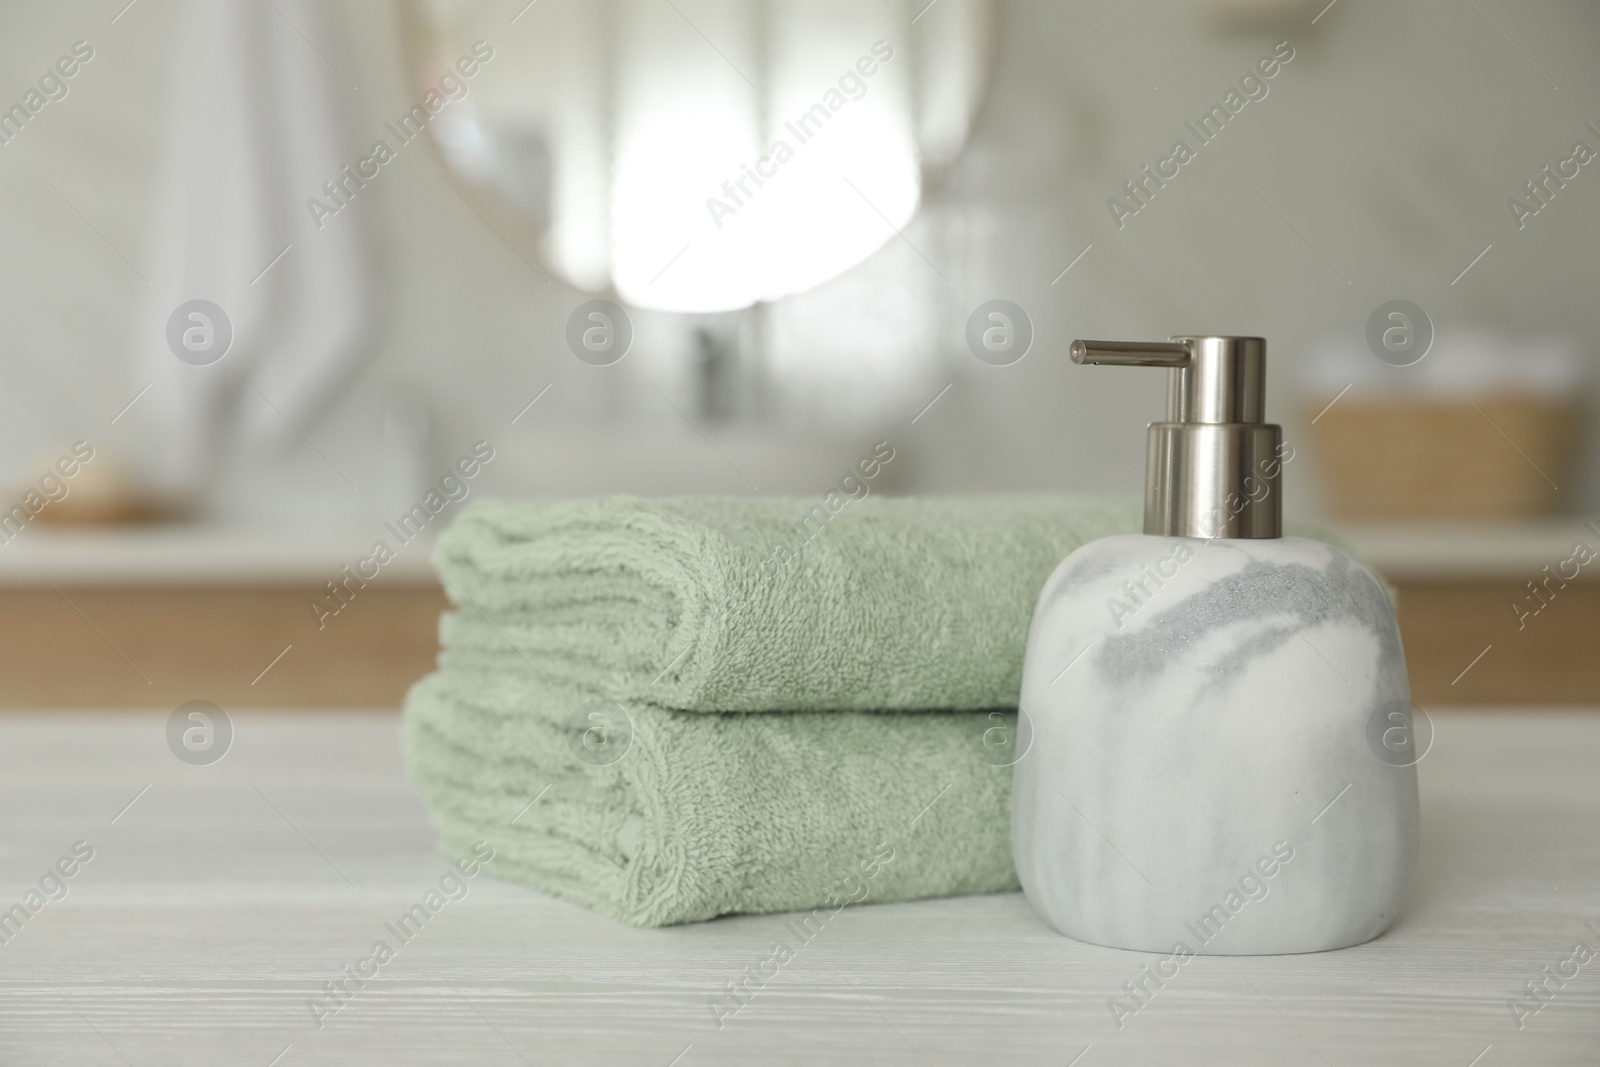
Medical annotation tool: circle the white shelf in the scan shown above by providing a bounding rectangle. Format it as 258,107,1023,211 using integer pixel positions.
1,518,1593,586
0,526,439,586
1333,519,1600,580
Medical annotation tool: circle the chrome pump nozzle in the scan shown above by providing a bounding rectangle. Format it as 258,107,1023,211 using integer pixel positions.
1071,335,1282,539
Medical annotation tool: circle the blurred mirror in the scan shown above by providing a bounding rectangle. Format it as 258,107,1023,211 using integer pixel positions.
412,0,997,313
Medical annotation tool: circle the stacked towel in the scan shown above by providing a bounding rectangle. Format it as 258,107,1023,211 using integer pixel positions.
403,495,1143,926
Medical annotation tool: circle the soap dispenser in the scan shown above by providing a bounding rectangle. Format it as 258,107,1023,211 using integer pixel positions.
1013,336,1416,955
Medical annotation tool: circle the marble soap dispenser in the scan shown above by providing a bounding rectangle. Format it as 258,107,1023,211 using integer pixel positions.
1013,336,1417,955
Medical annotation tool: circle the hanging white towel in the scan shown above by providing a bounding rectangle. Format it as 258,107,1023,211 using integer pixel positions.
138,0,372,500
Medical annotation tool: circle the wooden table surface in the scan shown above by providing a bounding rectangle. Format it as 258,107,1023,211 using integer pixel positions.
1,709,1596,1065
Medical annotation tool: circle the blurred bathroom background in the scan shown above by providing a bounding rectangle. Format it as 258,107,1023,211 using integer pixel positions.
1,0,1597,709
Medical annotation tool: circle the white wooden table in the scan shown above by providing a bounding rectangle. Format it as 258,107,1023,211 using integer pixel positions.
2,710,1596,1066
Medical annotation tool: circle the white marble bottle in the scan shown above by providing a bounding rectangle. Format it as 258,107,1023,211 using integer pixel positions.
1013,337,1417,955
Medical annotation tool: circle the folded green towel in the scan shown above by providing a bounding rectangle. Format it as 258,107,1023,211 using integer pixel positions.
405,494,1147,926
429,495,1141,712
404,671,1017,926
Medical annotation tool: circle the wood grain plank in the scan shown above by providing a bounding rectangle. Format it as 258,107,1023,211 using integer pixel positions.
0,585,447,708
0,710,1595,1065
0,578,1594,708
1395,580,1600,705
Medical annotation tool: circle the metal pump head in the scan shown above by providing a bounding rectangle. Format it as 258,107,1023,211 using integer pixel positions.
1070,335,1282,539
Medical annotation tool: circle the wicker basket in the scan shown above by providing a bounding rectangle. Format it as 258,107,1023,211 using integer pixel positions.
1307,395,1582,519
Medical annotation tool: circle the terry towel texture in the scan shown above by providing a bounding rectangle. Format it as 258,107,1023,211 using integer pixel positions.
406,673,1020,926
428,496,1143,710
404,495,1143,926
